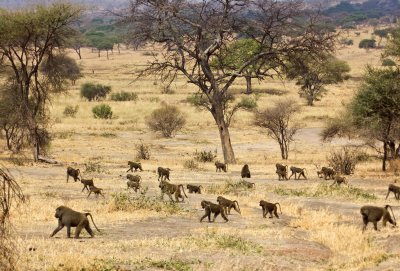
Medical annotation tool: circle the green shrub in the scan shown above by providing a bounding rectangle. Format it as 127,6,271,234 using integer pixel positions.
183,159,199,170
81,83,111,101
382,58,396,67
135,141,151,160
146,104,186,137
63,105,79,117
194,149,217,162
110,91,138,102
92,104,113,119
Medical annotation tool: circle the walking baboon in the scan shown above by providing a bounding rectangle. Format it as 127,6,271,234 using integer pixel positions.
127,161,143,172
87,185,105,198
331,176,347,186
50,206,100,238
157,167,171,181
240,180,255,188
385,184,400,200
80,178,94,192
259,200,282,218
289,167,307,180
126,174,141,183
187,184,202,194
360,205,396,231
241,164,251,178
127,180,140,192
66,167,80,183
200,200,229,223
276,163,288,180
320,167,335,180
216,196,241,215
215,162,227,172
159,180,188,202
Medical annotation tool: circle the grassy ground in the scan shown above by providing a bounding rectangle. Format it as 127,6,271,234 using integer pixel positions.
5,26,400,270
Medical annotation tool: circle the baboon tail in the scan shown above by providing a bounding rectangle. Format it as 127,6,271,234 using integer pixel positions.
275,203,282,214
179,185,188,198
386,205,397,224
234,200,241,214
85,213,100,232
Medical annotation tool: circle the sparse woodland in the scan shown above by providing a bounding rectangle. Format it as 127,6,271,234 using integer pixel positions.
1,0,400,270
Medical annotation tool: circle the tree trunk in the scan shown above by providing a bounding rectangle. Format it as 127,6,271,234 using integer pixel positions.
383,141,388,171
245,76,252,95
98,50,101,58
106,50,109,60
212,106,236,164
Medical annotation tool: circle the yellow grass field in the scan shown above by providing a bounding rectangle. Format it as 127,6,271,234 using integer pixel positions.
5,27,400,270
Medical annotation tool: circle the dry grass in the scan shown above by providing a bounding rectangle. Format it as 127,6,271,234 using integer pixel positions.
4,26,400,270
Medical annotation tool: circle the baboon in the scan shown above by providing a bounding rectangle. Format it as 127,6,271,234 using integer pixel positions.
289,167,307,180
157,167,171,181
159,180,188,202
126,174,141,183
50,206,100,238
127,180,140,192
241,164,251,178
320,167,335,180
276,163,288,180
259,200,282,218
66,167,80,183
87,185,105,198
360,205,396,231
331,176,347,186
240,180,255,188
200,200,229,223
385,184,400,200
216,196,241,215
127,161,143,172
215,162,227,172
187,184,202,194
80,178,94,192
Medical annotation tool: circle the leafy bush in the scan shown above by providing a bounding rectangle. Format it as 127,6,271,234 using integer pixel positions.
84,161,103,173
92,104,113,119
135,141,150,160
382,58,396,67
206,180,254,195
161,85,175,94
183,159,199,170
146,104,186,137
194,149,217,162
63,105,79,118
80,83,111,101
327,147,363,175
110,91,138,102
359,39,376,50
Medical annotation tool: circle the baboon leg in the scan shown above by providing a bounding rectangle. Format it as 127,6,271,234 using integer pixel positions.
288,172,294,180
81,186,86,192
168,193,174,202
87,191,92,198
362,215,368,232
221,211,229,222
373,221,378,231
101,192,105,198
85,225,94,237
212,212,220,222
301,172,307,179
200,213,209,222
66,174,69,183
274,209,279,219
50,223,64,237
67,226,72,238
262,207,266,218
175,192,180,202
268,211,273,218
75,224,84,238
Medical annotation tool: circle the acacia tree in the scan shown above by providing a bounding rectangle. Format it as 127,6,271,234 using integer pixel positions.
286,54,350,106
123,0,335,163
254,100,300,160
0,3,82,161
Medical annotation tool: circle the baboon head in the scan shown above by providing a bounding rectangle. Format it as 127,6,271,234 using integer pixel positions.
54,206,67,218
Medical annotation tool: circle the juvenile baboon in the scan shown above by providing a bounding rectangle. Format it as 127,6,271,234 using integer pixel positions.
186,184,202,194
240,180,255,188
157,167,171,181
216,196,241,215
385,184,400,200
215,162,227,172
360,205,396,231
276,163,288,180
331,175,347,186
259,200,282,218
320,167,335,180
127,180,140,192
126,174,141,183
289,167,307,180
159,180,188,202
66,167,80,183
200,200,229,223
50,206,100,238
127,161,143,172
241,164,251,178
80,178,94,192
87,185,105,198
